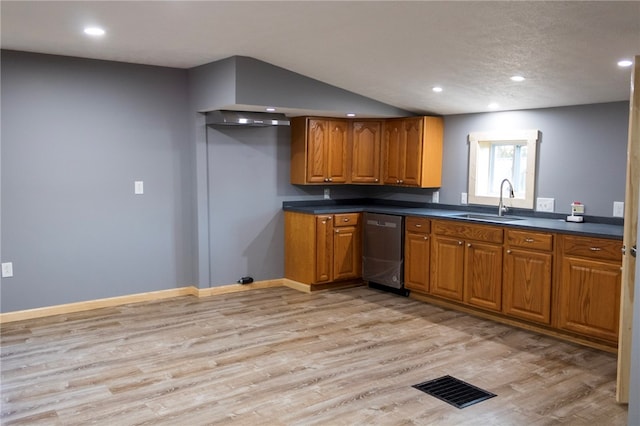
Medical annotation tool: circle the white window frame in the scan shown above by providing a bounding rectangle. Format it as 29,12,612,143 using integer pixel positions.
468,129,539,209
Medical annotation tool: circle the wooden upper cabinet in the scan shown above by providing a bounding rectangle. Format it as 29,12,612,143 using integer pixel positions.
290,117,349,185
382,116,443,188
351,120,382,184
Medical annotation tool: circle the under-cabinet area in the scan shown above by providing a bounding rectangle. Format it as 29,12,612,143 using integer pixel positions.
284,209,623,351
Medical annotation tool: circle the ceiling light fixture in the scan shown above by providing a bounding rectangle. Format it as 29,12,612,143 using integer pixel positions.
346,113,356,117
510,75,525,82
488,102,500,110
617,59,633,67
432,86,443,93
265,107,276,112
84,27,105,36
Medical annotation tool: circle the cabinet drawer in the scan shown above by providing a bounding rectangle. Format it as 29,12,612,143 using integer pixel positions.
405,216,430,233
433,220,503,244
506,230,553,251
562,235,622,262
334,213,360,227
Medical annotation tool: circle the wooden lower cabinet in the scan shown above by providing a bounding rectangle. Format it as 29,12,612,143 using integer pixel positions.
404,217,431,293
430,235,465,301
285,211,361,285
556,235,623,343
430,220,503,310
332,219,361,281
502,230,554,324
464,241,503,311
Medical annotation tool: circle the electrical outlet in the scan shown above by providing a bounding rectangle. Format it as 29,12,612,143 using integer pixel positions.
461,192,468,205
536,197,555,213
323,188,330,200
1,262,13,278
432,191,439,203
613,201,624,218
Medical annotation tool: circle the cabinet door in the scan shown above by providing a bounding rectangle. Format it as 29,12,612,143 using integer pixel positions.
503,248,552,324
557,256,621,342
405,232,430,293
401,118,424,186
464,242,503,312
351,121,382,184
327,120,349,183
430,235,464,301
382,120,404,185
314,215,333,283
306,119,329,183
332,224,361,281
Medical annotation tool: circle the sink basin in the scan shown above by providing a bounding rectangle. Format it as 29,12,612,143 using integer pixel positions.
453,213,523,222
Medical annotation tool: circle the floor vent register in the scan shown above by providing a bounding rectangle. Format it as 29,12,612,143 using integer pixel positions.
412,375,496,409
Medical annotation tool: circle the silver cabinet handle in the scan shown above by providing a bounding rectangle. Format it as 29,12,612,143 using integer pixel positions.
343,218,349,222
424,236,429,240
590,247,602,251
467,243,472,247
328,178,333,182
458,241,463,245
415,224,422,228
507,249,512,254
525,238,535,243
374,178,379,182
335,229,339,233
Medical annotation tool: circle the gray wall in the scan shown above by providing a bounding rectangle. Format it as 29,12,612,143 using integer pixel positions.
369,102,629,217
205,126,363,286
0,50,630,311
1,51,195,312
189,56,410,288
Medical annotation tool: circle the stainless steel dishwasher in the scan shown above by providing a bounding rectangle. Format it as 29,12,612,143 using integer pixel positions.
362,212,408,295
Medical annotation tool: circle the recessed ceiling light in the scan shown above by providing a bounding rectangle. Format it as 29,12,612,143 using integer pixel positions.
84,27,105,36
432,86,443,93
488,102,500,110
346,113,356,117
265,107,276,112
510,75,525,82
617,59,633,67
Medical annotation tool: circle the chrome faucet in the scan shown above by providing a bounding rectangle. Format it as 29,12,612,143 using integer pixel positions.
498,178,514,216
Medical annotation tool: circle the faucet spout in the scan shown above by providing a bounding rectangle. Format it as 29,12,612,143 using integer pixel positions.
498,178,515,216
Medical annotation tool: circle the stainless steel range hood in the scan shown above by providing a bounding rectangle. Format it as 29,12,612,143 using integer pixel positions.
206,110,290,127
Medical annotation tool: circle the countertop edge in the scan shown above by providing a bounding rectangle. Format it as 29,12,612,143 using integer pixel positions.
283,204,624,240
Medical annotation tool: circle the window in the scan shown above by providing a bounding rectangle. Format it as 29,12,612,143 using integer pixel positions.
468,129,539,209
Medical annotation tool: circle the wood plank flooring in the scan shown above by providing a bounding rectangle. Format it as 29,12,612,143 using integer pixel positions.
1,286,628,425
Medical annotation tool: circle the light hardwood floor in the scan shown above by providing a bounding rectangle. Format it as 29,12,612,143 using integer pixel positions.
1,286,628,425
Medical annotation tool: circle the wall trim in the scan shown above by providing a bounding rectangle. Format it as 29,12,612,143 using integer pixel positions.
0,279,288,324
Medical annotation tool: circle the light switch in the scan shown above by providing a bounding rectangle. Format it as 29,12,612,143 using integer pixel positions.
2,262,13,278
134,181,144,195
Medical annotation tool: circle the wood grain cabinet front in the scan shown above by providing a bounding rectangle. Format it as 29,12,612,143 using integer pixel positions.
556,235,622,343
503,230,554,324
404,217,431,293
351,120,383,184
430,220,503,310
290,117,349,185
285,211,361,285
382,116,443,188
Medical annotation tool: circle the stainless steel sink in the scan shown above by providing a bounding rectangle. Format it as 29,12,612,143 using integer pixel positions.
453,213,523,222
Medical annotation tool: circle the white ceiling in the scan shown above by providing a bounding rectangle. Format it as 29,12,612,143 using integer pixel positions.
1,1,639,115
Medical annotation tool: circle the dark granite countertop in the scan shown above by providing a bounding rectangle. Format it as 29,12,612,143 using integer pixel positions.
283,199,624,240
